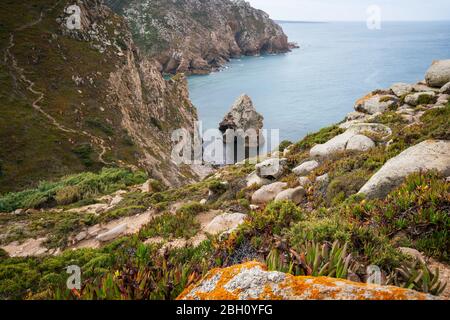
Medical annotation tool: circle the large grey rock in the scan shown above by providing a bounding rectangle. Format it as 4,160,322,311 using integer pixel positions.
246,171,272,187
251,182,287,204
359,140,450,199
390,83,413,97
425,60,450,88
219,94,264,147
292,160,319,176
255,158,288,179
355,94,398,114
404,92,436,106
346,135,375,152
310,123,388,158
437,94,449,105
204,213,248,235
310,131,355,158
274,187,306,204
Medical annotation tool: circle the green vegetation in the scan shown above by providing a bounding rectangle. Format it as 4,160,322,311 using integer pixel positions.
0,168,147,212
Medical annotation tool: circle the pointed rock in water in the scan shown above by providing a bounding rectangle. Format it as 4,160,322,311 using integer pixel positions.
219,94,264,148
358,140,450,199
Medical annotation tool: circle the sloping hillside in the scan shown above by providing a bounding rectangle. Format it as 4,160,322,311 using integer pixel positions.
0,0,199,193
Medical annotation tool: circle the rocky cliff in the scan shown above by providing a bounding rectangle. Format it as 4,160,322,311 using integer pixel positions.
0,0,200,192
105,0,292,74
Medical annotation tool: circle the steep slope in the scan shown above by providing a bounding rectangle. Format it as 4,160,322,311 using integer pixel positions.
0,0,199,193
105,0,292,74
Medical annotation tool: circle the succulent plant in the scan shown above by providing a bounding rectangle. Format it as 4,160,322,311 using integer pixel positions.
266,239,357,279
389,261,447,296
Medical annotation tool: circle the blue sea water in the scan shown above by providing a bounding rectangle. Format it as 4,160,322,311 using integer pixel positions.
188,21,450,143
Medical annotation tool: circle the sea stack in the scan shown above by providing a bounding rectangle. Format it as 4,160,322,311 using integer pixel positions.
219,94,265,148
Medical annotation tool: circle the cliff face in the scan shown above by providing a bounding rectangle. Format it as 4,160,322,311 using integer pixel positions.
106,0,292,74
0,0,199,192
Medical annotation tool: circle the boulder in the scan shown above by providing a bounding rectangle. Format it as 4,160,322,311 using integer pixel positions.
390,83,413,97
354,93,398,114
96,224,128,242
293,160,320,176
255,158,288,179
274,187,306,204
404,92,436,106
346,135,375,152
178,262,437,300
440,82,450,94
219,94,264,147
358,140,450,199
311,123,387,158
204,213,247,235
310,131,355,158
251,182,287,204
246,171,272,187
425,60,450,88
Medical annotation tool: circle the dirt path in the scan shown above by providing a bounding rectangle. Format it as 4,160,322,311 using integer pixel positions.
3,5,112,165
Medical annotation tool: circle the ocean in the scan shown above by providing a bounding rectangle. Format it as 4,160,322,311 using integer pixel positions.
188,21,450,143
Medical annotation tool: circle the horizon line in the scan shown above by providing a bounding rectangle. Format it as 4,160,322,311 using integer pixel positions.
275,19,450,23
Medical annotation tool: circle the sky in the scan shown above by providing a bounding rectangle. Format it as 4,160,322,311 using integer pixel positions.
247,0,450,22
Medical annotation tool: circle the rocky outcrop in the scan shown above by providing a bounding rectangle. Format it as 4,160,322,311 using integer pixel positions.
426,60,450,88
106,0,292,74
178,262,438,300
355,93,398,114
404,92,436,106
359,140,450,199
220,95,264,148
310,123,387,158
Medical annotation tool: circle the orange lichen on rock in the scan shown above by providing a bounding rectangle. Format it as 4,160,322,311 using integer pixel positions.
355,92,376,107
177,262,439,301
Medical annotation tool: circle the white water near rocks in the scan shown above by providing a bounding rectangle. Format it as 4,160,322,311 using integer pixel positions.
188,21,450,143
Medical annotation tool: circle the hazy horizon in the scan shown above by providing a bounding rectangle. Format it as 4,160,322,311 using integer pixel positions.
247,0,450,22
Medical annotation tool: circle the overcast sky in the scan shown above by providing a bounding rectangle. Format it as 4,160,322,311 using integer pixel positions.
247,0,450,22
